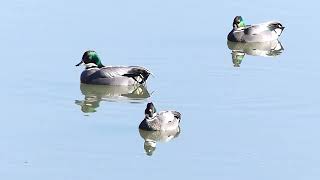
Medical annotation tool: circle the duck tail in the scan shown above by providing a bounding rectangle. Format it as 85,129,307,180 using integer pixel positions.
268,22,285,36
124,67,152,84
172,111,181,121
139,69,151,84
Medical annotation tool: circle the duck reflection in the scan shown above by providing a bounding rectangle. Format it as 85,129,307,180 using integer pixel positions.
227,40,284,67
75,84,151,113
139,128,180,156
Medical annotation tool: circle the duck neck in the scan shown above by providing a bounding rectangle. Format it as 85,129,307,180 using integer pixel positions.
145,115,155,121
85,63,98,69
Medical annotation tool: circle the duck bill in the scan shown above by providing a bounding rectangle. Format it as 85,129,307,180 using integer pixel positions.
75,60,84,66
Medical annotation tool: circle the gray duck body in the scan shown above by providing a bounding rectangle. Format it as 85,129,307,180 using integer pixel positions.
81,66,151,85
139,103,181,131
139,111,181,131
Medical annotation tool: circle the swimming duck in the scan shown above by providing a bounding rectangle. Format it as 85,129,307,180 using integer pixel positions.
139,102,181,131
76,50,152,85
227,16,285,42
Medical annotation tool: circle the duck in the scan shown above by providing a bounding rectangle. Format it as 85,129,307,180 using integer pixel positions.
227,16,285,42
76,50,152,85
139,102,181,131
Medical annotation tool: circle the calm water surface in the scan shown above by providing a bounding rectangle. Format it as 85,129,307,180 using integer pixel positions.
1,0,320,179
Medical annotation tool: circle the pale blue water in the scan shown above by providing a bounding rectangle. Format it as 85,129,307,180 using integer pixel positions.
1,0,320,179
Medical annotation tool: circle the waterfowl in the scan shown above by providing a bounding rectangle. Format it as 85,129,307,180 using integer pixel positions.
139,102,181,131
227,16,285,42
76,50,152,85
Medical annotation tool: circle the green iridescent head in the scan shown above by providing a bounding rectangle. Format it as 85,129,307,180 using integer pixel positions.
233,16,246,29
76,50,104,68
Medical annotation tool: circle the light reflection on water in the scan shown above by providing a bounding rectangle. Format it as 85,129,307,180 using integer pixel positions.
75,84,151,113
2,0,320,179
227,40,284,67
139,127,181,156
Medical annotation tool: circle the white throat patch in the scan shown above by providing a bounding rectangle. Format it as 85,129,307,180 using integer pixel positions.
85,63,98,68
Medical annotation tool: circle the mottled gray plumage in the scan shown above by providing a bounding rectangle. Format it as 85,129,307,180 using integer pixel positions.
80,66,151,85
139,103,181,131
228,16,285,42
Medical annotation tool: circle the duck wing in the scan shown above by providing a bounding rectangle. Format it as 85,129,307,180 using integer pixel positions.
98,66,152,84
244,21,284,36
157,111,181,124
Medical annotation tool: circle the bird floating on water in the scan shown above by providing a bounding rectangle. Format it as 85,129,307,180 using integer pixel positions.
76,50,152,85
139,102,181,131
227,16,285,43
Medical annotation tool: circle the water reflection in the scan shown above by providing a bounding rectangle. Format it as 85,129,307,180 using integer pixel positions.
139,128,181,156
75,84,151,113
227,40,284,67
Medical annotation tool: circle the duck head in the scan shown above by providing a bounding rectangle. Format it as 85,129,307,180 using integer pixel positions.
145,102,157,118
233,16,246,30
76,50,104,68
